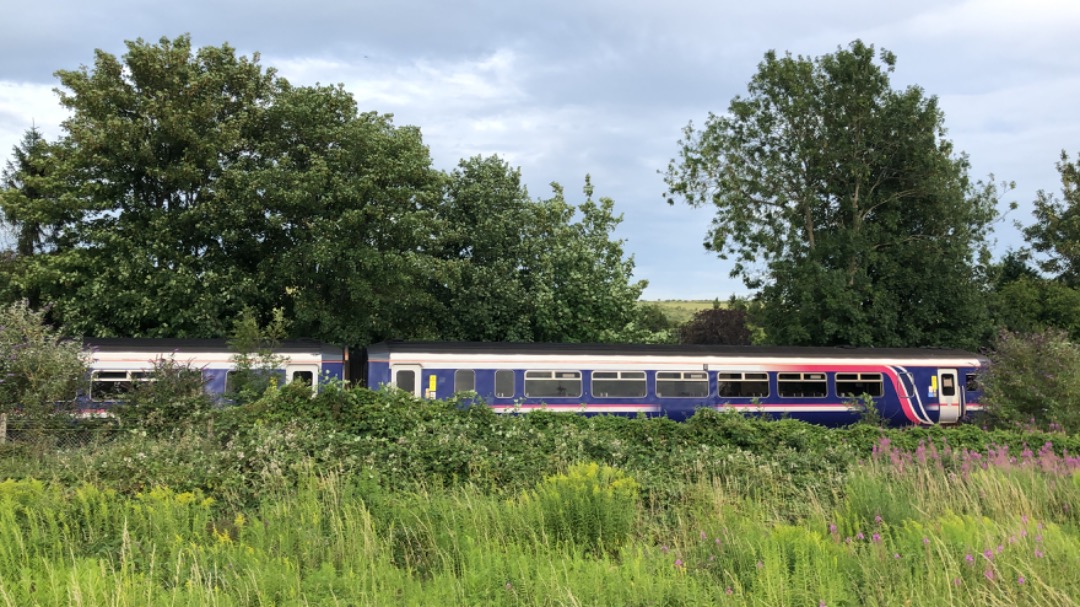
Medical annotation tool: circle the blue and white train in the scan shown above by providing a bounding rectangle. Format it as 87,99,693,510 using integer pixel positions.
86,339,985,426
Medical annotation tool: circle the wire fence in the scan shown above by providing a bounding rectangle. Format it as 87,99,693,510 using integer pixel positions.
0,413,120,451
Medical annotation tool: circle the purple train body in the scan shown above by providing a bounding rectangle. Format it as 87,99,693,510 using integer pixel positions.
87,339,985,426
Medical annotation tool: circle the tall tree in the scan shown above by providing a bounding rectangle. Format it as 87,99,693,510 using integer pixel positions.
434,156,648,343
664,41,998,348
1025,150,1080,287
1,35,443,342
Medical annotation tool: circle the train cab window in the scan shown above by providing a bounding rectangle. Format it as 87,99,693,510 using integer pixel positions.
525,370,582,398
395,370,416,393
290,370,314,386
941,374,956,397
777,373,827,398
495,370,515,398
592,371,647,398
836,373,883,398
965,374,980,392
716,372,769,398
656,371,709,398
455,369,475,392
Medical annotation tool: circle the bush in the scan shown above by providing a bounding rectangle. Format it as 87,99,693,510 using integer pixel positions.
0,301,87,433
526,462,641,557
113,358,213,435
981,329,1080,433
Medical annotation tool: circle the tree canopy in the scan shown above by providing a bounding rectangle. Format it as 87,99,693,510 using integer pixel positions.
664,41,998,348
0,35,648,345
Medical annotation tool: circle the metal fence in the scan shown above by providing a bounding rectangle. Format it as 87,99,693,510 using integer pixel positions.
0,413,120,450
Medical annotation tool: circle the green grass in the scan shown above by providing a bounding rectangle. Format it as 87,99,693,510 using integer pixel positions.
643,299,721,325
2,440,1079,605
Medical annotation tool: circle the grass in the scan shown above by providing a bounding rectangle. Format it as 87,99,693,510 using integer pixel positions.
1,437,1078,605
643,299,722,325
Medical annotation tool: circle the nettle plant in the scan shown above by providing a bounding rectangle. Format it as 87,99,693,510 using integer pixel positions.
0,301,87,427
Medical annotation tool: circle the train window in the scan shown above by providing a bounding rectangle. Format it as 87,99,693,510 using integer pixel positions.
777,372,827,398
455,369,475,392
495,370,515,398
525,370,582,398
291,371,314,386
395,370,416,393
716,372,769,398
592,371,647,398
941,374,956,397
965,374,980,392
656,371,709,398
90,370,134,401
835,373,883,398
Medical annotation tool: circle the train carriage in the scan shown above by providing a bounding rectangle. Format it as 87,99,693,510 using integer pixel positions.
366,342,985,426
84,338,984,426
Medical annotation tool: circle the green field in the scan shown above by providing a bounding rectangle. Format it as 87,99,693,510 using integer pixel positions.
644,299,720,325
2,384,1079,605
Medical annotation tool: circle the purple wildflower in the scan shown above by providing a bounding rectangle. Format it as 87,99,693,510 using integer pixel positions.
965,553,974,564
1018,575,1026,585
872,533,882,544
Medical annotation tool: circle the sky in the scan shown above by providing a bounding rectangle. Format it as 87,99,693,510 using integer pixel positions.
2,0,1078,300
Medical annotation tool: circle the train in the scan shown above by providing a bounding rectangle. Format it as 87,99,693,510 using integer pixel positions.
86,338,986,426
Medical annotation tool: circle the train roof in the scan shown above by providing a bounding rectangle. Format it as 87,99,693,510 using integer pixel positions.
365,341,983,360
85,337,341,355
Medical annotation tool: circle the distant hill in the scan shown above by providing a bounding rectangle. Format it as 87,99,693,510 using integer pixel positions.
641,300,718,326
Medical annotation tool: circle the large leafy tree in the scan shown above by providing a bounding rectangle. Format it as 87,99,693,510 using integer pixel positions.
0,35,444,343
1025,151,1080,287
664,41,998,348
433,156,648,343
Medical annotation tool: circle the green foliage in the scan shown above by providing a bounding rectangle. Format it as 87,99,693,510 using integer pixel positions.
0,301,86,429
991,276,1080,340
226,308,288,403
526,462,641,557
981,329,1080,433
1025,150,1080,287
678,307,751,344
112,358,212,436
434,157,648,343
664,40,998,348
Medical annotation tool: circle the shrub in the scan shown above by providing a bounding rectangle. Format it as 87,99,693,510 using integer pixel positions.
981,329,1080,432
526,462,641,557
113,358,213,435
0,301,87,433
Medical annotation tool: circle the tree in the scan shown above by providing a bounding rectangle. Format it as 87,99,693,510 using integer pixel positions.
664,41,998,348
981,329,1080,433
1,35,443,343
1025,150,1080,287
678,307,751,345
433,156,649,343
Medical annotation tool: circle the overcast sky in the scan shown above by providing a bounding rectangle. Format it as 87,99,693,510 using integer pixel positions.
2,0,1078,299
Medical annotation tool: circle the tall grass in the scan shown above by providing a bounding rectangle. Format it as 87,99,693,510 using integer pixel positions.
1,439,1079,605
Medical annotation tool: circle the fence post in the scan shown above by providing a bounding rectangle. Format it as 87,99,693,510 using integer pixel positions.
1,413,6,444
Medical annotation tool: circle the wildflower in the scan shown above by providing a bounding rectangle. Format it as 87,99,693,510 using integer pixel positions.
725,587,733,595
715,538,722,546
983,549,994,561
893,553,901,559
874,514,883,525
996,544,1004,554
756,560,764,569
872,533,882,544
505,581,513,591
953,578,962,587
984,569,994,581
965,553,974,564
819,601,827,607
829,523,837,534
1018,575,1026,585
660,545,669,554
674,559,684,568
923,537,930,546
1035,535,1043,543
855,532,865,541
1034,549,1044,558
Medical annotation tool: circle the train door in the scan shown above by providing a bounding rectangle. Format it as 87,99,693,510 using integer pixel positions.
391,364,422,398
937,368,962,424
286,364,319,393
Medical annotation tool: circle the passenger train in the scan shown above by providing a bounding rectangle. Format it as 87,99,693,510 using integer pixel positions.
85,338,985,426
